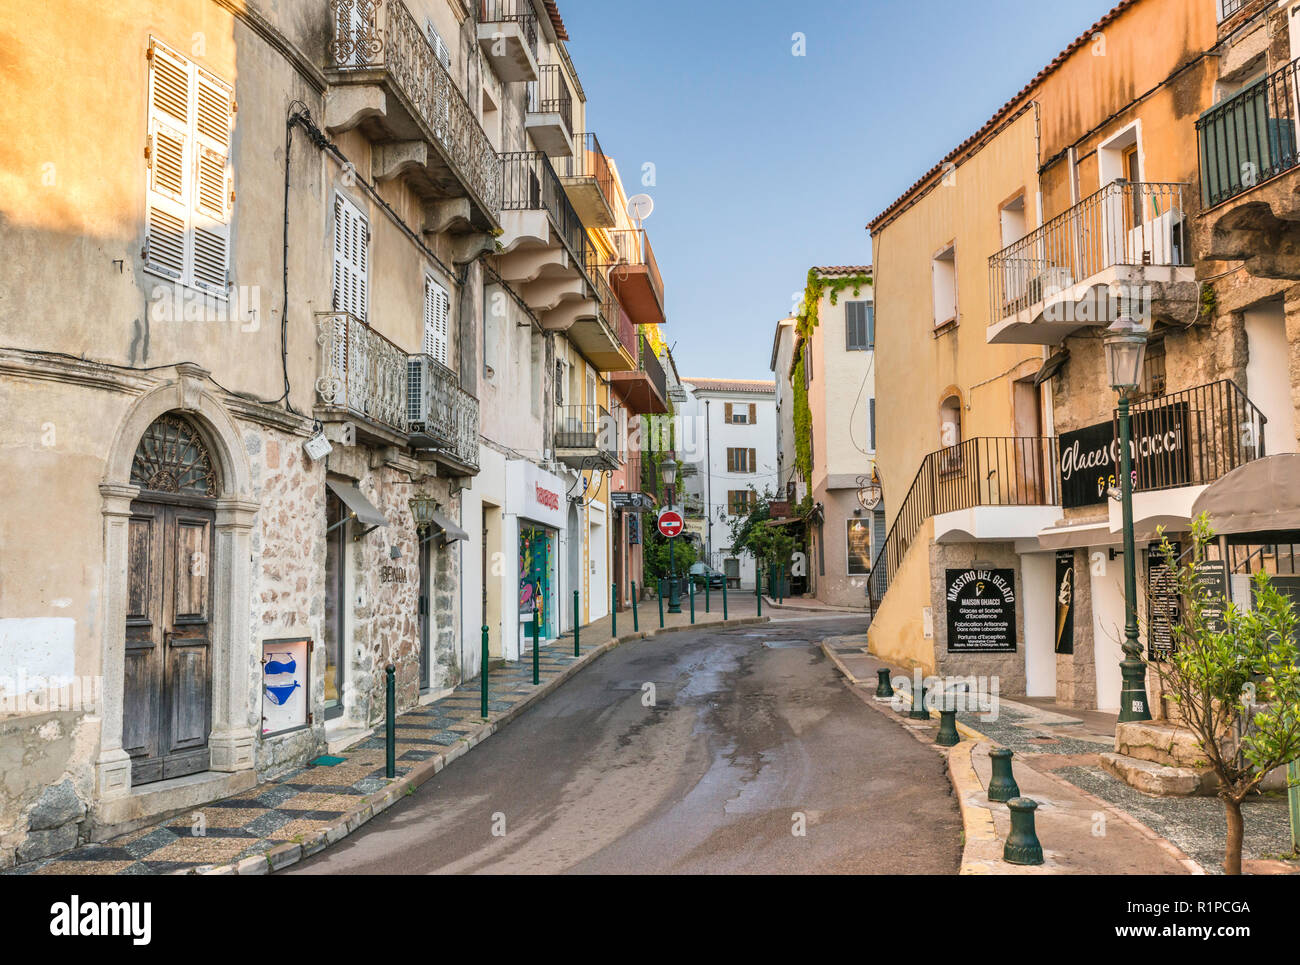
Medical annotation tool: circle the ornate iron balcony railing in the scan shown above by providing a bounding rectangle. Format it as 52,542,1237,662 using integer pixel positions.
407,353,480,472
988,181,1189,324
316,311,409,433
328,0,501,222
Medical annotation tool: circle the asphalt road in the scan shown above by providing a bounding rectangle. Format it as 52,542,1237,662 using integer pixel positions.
289,616,962,874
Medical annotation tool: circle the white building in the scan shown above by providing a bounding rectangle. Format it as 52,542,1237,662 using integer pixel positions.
679,379,778,588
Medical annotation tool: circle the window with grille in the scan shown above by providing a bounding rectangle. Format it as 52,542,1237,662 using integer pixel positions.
143,38,234,295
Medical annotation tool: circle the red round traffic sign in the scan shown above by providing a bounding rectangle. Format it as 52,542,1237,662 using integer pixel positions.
657,508,684,538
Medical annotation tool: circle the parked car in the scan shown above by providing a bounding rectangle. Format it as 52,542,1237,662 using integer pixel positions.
689,562,727,589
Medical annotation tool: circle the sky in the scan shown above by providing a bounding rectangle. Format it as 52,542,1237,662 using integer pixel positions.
559,0,1122,380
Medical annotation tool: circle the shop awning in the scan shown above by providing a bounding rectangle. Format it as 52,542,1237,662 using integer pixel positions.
326,479,388,530
1037,519,1113,550
1189,453,1300,535
765,516,805,527
430,509,469,543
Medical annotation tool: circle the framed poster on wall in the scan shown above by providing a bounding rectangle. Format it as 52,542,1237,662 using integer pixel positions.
261,637,310,736
1055,550,1075,655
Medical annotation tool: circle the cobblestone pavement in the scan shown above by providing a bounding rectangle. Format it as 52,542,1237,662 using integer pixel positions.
13,648,583,875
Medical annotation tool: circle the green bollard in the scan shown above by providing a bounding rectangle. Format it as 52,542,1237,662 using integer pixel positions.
532,612,540,686
778,566,785,604
908,681,930,720
480,625,490,720
632,581,639,632
689,578,695,624
1289,760,1300,855
573,589,580,657
722,578,728,620
988,747,1020,802
936,709,960,747
611,583,617,638
1003,797,1044,865
385,664,396,779
658,579,665,628
705,578,710,614
875,668,895,698
756,567,762,617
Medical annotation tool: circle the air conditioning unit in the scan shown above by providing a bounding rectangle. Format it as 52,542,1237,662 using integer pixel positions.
407,356,452,448
1029,266,1074,304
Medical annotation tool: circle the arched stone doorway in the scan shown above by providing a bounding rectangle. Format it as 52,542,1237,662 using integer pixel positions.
123,414,219,785
95,372,258,810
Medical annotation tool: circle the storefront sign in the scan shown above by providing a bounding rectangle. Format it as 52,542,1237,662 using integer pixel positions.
945,569,1017,653
1058,402,1191,508
1146,542,1181,657
1055,551,1075,655
627,513,641,545
510,460,567,530
611,491,656,512
261,637,309,736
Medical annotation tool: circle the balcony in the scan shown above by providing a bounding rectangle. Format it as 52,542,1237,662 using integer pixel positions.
564,265,636,371
987,181,1197,345
555,404,619,470
609,333,669,415
599,229,666,327
558,133,617,228
1197,56,1300,278
407,354,480,474
326,0,501,232
526,65,573,157
316,311,410,442
868,437,1062,606
496,151,592,320
477,0,538,83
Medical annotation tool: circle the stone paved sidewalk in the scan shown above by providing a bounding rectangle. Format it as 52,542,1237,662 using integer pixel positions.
12,599,766,876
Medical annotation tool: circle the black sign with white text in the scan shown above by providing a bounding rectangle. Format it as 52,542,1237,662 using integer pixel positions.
945,568,1017,653
1058,402,1191,508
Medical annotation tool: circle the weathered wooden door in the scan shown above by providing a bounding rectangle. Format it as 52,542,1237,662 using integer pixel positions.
123,501,215,785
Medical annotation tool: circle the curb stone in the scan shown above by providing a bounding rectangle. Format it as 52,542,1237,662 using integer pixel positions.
200,614,770,875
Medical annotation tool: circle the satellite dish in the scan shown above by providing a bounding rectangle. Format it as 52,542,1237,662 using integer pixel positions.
627,193,654,226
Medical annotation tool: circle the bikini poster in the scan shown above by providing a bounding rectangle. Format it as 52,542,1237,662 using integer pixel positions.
261,637,310,735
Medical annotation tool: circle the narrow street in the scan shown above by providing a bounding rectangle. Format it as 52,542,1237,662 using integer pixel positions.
289,616,962,875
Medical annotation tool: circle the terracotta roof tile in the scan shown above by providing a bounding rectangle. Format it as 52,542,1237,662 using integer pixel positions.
682,378,776,395
868,0,1139,232
543,0,569,41
813,265,872,275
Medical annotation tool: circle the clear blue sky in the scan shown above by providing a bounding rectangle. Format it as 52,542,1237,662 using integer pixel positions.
560,0,1120,379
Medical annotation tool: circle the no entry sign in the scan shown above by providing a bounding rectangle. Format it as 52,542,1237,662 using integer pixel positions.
656,507,684,538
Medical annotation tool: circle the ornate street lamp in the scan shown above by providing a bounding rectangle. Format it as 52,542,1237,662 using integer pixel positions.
1104,315,1152,723
857,467,882,511
660,455,682,614
409,492,440,535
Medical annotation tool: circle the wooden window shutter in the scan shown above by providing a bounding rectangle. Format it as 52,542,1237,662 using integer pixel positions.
725,402,733,423
424,275,450,365
190,67,234,293
748,403,757,425
870,398,877,450
332,194,369,322
867,303,875,350
749,448,756,472
726,448,735,472
145,41,192,281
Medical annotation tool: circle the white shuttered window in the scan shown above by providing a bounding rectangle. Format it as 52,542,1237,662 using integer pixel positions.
424,274,451,365
144,39,233,294
332,194,369,322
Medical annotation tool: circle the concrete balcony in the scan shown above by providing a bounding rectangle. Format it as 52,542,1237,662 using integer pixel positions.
609,332,669,416
987,181,1198,345
526,65,574,158
325,0,501,233
563,266,636,372
1197,56,1300,279
558,133,617,228
600,228,666,327
496,151,593,321
555,404,619,470
477,0,539,83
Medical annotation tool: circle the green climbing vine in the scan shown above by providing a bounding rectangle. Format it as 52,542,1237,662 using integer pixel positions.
792,349,812,482
795,267,873,340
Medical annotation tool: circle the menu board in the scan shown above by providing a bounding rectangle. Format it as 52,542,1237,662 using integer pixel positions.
945,569,1017,653
1146,543,1181,658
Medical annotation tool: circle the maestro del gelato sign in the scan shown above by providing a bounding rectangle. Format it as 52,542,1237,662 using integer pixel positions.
1057,402,1191,509
945,569,1017,653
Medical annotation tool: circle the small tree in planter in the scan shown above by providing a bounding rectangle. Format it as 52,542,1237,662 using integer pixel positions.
1150,515,1300,874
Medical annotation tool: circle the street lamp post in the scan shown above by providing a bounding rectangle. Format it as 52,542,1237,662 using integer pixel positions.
661,455,682,614
1104,316,1153,723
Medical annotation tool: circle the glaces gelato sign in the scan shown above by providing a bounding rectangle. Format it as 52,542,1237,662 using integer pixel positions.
1058,402,1190,508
